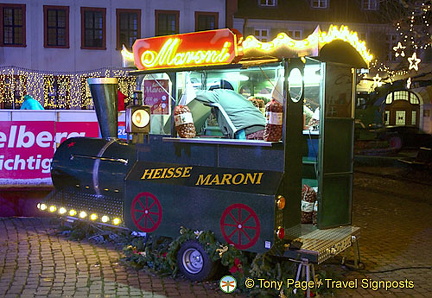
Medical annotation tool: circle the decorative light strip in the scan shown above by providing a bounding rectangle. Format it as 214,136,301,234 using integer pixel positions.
242,28,319,53
121,45,134,63
320,25,373,63
242,25,373,65
0,66,136,109
37,203,122,226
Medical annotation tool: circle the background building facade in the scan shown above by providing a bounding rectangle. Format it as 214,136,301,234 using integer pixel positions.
0,0,226,109
0,0,226,72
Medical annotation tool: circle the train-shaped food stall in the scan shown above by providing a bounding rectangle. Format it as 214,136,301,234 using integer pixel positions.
39,26,371,281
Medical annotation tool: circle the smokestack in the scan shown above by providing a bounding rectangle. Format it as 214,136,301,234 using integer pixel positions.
87,78,119,139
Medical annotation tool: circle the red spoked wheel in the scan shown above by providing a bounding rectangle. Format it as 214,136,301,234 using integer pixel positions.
131,192,162,232
220,203,260,250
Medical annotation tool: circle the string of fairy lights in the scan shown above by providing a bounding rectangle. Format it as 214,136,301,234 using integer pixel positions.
0,66,137,109
396,2,431,51
368,1,431,89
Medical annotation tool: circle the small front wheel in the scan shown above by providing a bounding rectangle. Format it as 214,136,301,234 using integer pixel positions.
387,134,403,151
177,240,219,281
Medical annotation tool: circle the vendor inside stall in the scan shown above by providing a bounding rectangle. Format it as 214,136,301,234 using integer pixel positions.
194,80,266,139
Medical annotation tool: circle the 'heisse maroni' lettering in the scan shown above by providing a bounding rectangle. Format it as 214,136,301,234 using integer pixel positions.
141,166,192,180
195,172,263,186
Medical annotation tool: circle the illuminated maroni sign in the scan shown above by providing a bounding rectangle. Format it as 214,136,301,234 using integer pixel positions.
132,29,242,70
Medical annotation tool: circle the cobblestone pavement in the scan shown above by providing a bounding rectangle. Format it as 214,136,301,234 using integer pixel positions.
323,165,432,297
0,218,232,298
0,165,431,297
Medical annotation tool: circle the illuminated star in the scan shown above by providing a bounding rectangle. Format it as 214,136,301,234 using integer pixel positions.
373,74,383,88
393,42,406,57
408,52,421,71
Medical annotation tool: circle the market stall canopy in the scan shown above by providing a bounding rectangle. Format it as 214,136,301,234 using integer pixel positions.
122,25,372,72
318,39,368,69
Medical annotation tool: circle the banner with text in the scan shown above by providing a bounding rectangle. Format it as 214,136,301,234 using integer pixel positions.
0,121,99,180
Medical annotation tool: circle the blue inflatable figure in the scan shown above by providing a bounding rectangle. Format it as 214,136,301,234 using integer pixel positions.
20,95,44,110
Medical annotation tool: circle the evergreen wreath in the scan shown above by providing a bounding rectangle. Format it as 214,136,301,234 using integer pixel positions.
59,221,341,296
121,226,336,297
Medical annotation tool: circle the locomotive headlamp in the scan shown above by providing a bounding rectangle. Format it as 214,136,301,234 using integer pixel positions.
90,213,98,221
69,209,77,216
126,90,151,135
101,215,110,223
112,218,122,225
79,211,87,219
132,109,150,128
59,207,67,215
126,105,151,133
49,205,57,213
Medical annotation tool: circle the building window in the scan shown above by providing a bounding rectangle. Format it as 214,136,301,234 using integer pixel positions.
195,12,218,31
0,74,27,108
44,6,69,48
395,111,406,126
393,91,406,102
411,111,417,125
117,9,141,50
409,93,420,104
44,75,71,109
81,7,106,49
384,111,390,125
385,91,420,105
361,0,379,10
254,29,269,42
155,10,179,36
288,30,302,39
311,0,328,9
385,34,398,62
259,0,277,7
0,4,25,46
385,93,391,104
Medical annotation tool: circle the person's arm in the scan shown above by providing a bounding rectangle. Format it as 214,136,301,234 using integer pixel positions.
194,90,219,104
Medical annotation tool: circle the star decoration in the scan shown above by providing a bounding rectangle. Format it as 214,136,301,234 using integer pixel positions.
67,141,76,148
373,74,383,88
393,42,406,57
408,52,421,71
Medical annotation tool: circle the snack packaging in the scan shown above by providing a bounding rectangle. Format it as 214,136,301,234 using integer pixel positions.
174,105,196,138
301,184,317,224
263,99,283,142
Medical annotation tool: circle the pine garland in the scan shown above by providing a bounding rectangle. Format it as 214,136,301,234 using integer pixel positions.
60,222,340,296
121,226,300,296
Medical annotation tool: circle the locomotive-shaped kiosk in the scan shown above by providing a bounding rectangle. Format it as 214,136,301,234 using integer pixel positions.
40,27,370,283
